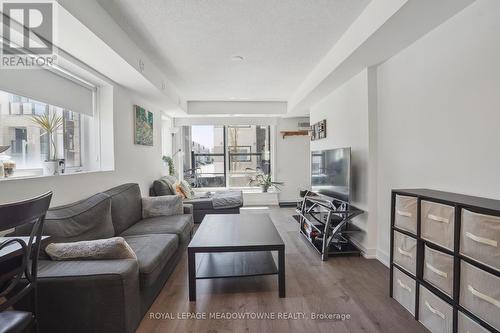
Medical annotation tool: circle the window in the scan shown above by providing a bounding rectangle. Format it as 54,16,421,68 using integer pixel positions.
182,125,272,188
0,89,86,174
227,125,271,187
188,125,226,188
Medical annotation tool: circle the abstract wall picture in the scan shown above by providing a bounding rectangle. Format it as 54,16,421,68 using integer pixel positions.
134,105,154,146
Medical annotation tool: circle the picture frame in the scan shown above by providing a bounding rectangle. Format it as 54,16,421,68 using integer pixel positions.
134,105,154,146
310,119,327,141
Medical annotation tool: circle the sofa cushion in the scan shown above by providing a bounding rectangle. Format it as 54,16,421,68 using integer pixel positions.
120,214,193,245
104,184,143,235
37,257,138,279
35,258,140,333
183,197,214,210
11,192,114,245
123,234,178,289
142,195,183,219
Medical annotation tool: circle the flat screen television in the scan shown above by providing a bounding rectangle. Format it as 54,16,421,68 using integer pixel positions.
311,147,351,203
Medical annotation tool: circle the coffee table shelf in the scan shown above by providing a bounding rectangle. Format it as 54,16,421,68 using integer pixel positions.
187,214,285,301
195,251,278,279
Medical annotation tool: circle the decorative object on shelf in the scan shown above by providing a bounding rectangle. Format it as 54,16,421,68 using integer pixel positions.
30,112,63,175
3,160,16,177
247,169,284,192
57,159,66,174
162,156,175,176
310,119,327,141
134,105,153,146
280,130,309,139
0,146,11,178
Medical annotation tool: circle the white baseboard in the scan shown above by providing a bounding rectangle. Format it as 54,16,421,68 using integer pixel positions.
349,238,377,259
349,239,391,267
349,239,390,267
376,249,390,267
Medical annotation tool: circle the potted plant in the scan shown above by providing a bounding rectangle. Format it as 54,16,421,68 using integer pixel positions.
162,155,175,176
247,169,284,192
31,112,63,175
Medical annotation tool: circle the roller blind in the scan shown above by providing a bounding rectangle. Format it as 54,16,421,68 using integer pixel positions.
0,68,94,116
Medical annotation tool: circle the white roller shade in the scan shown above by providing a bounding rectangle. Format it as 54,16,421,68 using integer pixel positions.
0,68,94,116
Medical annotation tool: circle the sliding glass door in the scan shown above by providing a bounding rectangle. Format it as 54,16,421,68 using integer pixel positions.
188,125,226,188
227,125,271,187
183,124,272,189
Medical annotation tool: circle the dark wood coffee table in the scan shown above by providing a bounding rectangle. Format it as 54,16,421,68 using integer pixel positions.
187,214,285,301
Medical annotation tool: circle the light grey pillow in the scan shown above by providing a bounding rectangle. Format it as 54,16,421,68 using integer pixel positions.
142,195,183,219
179,180,196,199
45,237,137,261
162,176,178,194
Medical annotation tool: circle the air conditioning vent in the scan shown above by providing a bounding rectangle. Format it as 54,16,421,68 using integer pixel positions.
298,122,310,129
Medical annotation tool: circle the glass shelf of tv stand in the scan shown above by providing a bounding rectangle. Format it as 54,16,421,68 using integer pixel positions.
295,194,364,260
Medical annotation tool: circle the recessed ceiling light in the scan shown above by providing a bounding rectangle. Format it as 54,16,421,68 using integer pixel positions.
231,55,244,61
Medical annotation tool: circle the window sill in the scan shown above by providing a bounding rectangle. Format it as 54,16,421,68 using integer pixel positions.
0,169,112,182
193,186,280,193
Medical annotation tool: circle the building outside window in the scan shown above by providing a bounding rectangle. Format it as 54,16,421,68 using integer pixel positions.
188,125,226,188
0,90,84,174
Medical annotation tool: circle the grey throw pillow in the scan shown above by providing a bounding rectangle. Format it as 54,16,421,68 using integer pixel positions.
163,176,178,194
142,195,183,218
153,179,173,196
45,237,137,261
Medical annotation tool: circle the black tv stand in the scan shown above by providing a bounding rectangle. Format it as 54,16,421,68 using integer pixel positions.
294,191,364,260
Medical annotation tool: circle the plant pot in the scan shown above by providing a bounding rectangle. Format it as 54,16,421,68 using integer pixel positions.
43,160,59,176
262,185,269,193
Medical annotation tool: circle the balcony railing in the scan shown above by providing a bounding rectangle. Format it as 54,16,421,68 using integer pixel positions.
189,152,271,188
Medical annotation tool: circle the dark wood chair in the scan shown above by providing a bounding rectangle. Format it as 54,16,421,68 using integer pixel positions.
0,192,52,333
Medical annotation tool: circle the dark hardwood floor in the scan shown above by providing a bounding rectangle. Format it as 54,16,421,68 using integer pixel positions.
136,207,427,333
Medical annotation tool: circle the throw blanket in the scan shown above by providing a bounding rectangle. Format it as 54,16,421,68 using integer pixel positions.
212,190,243,209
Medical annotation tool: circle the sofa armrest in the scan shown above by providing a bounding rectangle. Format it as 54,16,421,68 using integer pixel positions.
183,203,194,215
32,259,141,333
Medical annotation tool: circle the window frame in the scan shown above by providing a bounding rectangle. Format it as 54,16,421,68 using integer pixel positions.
190,125,227,188
0,81,98,179
186,124,274,190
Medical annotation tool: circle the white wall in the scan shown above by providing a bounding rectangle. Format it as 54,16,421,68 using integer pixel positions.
375,0,500,264
275,117,310,203
162,116,173,157
0,84,165,206
309,69,378,256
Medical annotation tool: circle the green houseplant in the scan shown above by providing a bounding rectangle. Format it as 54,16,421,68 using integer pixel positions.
162,155,175,176
247,169,284,192
31,112,63,175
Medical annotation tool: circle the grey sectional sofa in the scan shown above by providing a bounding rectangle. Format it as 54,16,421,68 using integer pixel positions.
150,176,243,223
12,183,193,333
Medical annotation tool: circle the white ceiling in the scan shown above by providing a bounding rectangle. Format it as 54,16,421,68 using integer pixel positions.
97,0,371,102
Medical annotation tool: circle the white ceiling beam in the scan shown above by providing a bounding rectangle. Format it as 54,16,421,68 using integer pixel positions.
187,101,287,116
56,0,186,114
288,0,476,115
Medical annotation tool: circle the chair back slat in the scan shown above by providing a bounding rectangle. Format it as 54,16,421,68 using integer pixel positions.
0,192,52,314
0,192,52,230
